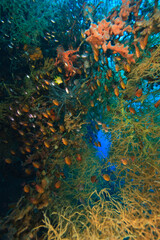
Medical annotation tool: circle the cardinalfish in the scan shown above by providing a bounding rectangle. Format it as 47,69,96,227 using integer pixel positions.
135,88,142,97
119,77,126,89
91,175,98,183
96,120,109,133
129,107,136,114
133,42,140,58
139,34,148,50
102,174,110,181
114,86,119,97
154,99,160,108
65,156,72,165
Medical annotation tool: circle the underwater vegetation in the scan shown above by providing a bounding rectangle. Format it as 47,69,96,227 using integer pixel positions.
0,0,160,239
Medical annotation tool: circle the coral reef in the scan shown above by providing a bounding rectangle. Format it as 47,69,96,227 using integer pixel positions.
0,0,160,239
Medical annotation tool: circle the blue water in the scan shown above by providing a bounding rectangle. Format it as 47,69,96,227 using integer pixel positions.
94,129,111,159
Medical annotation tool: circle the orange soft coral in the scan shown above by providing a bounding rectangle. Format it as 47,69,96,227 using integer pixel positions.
84,0,138,62
85,18,134,60
85,19,111,60
55,46,80,80
119,0,132,21
107,41,135,63
110,17,132,36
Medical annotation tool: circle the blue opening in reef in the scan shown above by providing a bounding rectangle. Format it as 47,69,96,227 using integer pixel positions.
94,129,111,159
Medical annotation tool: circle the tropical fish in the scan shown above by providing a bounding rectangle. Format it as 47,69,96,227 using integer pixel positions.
103,174,110,181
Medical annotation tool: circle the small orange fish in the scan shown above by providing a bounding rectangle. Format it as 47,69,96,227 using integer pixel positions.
24,141,31,146
62,138,68,146
50,108,55,115
120,79,126,89
50,127,56,133
46,110,51,116
133,42,140,58
115,56,121,61
47,122,53,127
121,158,128,165
57,66,62,73
90,100,94,107
23,185,30,193
105,57,108,64
106,105,111,111
18,130,25,136
106,73,109,80
32,161,41,169
25,147,31,153
59,125,65,132
115,64,119,72
102,123,108,132
30,197,39,205
95,124,99,130
35,184,44,194
38,200,49,209
44,141,50,148
22,104,29,113
94,49,99,62
108,69,112,78
114,86,119,97
60,172,65,178
94,54,99,62
11,123,17,130
93,84,97,90
25,168,32,175
44,80,50,85
139,34,148,50
127,59,131,65
103,174,110,181
136,88,142,97
10,150,16,155
55,181,61,189
53,99,59,106
129,107,136,114
65,156,72,165
42,112,49,118
126,64,131,73
90,84,94,91
76,154,82,161
5,158,12,164
97,79,101,87
104,84,109,92
130,156,135,162
154,99,160,108
91,175,97,183
41,178,48,188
